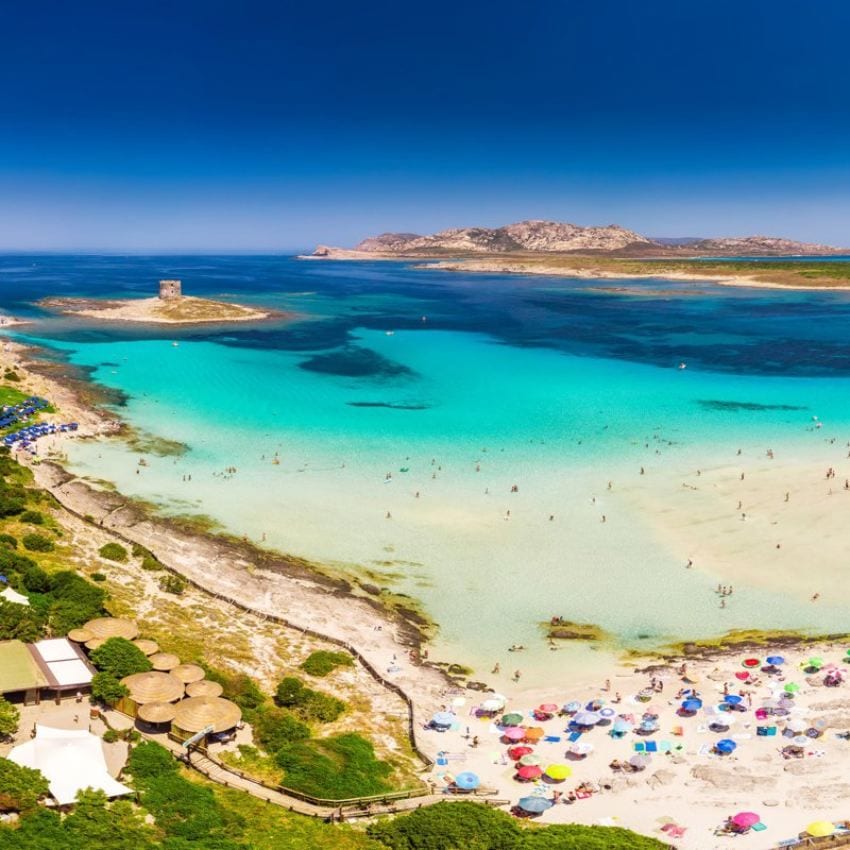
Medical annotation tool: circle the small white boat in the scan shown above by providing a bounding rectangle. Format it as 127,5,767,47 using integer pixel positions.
385,331,395,336
678,362,687,370
172,341,179,347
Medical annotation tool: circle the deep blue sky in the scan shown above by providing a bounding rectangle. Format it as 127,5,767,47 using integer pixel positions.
1,0,849,251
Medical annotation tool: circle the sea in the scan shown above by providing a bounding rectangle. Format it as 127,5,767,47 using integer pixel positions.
4,254,850,683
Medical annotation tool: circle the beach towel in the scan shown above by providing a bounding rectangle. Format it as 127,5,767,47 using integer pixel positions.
698,744,711,756
645,741,658,752
544,735,561,743
766,726,778,736
633,742,645,752
752,822,767,832
568,731,582,743
671,725,684,736
436,757,448,766
659,741,672,752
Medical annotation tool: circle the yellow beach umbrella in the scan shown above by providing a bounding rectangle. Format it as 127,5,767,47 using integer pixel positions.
807,821,835,838
545,764,572,781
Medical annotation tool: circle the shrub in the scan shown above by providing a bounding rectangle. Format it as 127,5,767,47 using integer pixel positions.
98,542,127,562
91,572,107,582
203,667,266,712
253,707,310,753
0,758,49,812
274,676,345,723
0,599,43,642
366,803,671,850
275,733,392,799
141,555,163,571
19,510,44,525
0,696,20,737
22,533,53,552
90,637,152,678
300,649,354,677
0,534,16,549
127,740,179,780
158,574,186,595
91,672,129,706
2,370,20,382
102,729,120,744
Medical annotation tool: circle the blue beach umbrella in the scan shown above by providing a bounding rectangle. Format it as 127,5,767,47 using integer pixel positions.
431,711,454,727
766,655,785,666
716,738,737,754
518,796,554,814
454,772,481,790
724,694,743,706
612,718,633,733
681,698,702,713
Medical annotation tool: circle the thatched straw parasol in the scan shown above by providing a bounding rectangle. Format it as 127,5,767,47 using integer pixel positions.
171,664,205,684
172,696,242,734
137,701,177,724
132,639,159,656
149,652,180,671
186,680,224,698
85,637,106,650
68,628,93,643
83,617,139,641
121,671,184,704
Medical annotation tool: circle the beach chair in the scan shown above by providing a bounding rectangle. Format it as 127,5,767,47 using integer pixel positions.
645,741,658,753
671,725,684,736
544,735,561,743
568,731,582,743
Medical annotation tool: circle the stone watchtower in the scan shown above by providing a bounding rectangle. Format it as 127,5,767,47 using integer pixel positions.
158,279,182,300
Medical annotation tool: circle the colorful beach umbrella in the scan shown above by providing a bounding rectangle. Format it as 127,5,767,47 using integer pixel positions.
715,738,737,754
806,821,836,838
612,718,634,733
681,698,702,712
501,712,524,726
599,707,616,718
481,696,506,712
516,764,543,780
786,718,807,734
537,703,558,713
503,727,526,741
518,796,553,813
742,657,760,668
573,710,601,726
731,812,761,829
568,742,594,757
784,682,800,694
564,701,581,713
544,763,572,781
808,657,824,670
519,754,542,766
766,655,785,666
724,694,743,706
524,726,545,741
792,735,810,747
431,711,454,727
508,746,533,760
454,771,480,790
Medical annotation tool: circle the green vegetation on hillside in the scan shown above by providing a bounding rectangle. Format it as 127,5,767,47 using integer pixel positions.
368,802,670,850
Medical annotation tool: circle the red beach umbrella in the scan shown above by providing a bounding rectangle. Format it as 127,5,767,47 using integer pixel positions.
538,703,558,713
508,746,533,760
516,764,543,780
742,658,760,668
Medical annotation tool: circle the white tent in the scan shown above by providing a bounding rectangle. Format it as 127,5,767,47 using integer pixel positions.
8,724,130,805
0,586,29,606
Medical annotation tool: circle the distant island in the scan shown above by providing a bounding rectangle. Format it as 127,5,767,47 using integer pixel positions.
307,218,845,259
305,219,850,290
40,279,276,325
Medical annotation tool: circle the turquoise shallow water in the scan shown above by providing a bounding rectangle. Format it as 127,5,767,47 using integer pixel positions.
6,255,850,680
